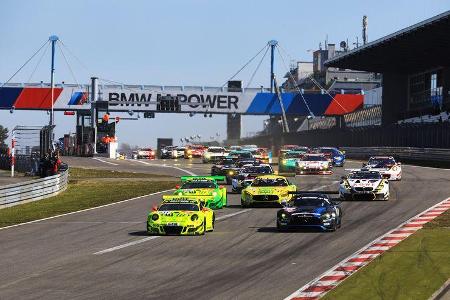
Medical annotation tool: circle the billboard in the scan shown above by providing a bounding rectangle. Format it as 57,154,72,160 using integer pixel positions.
0,85,363,116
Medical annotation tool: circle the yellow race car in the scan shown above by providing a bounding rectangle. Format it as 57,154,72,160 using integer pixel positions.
241,175,297,207
147,196,215,235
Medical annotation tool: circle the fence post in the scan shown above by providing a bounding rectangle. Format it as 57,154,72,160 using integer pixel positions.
11,134,15,177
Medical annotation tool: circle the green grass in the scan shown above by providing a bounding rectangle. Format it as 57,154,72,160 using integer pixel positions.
0,175,175,228
322,210,450,300
69,167,169,179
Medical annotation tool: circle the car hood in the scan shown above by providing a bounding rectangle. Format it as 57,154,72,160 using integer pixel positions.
348,179,382,188
245,187,287,195
285,206,326,215
177,188,216,196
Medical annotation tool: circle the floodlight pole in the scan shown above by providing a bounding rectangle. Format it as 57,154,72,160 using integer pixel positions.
49,35,59,141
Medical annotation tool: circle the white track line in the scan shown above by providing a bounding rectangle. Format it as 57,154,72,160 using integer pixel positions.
92,157,119,166
93,209,253,255
0,189,174,231
133,160,196,176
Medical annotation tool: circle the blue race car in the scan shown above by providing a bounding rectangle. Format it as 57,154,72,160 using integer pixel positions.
276,192,342,231
314,147,346,167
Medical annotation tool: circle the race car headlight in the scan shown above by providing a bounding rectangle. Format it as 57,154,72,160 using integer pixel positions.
151,214,159,221
282,159,288,165
212,191,217,197
205,153,211,158
228,170,235,175
191,214,199,221
178,192,183,196
335,156,343,161
321,213,331,220
280,213,288,219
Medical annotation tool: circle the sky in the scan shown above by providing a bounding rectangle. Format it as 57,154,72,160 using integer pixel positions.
1,0,448,147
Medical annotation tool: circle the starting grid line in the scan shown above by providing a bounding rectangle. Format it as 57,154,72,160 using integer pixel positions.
284,197,450,300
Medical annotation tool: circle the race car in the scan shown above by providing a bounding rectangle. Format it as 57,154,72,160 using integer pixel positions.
241,175,297,207
295,154,333,175
313,147,346,167
174,176,227,209
228,150,254,160
137,148,156,159
339,170,389,201
249,148,271,164
277,192,342,231
363,156,402,181
231,164,274,193
171,146,186,159
184,145,206,159
202,146,228,163
278,145,309,157
279,150,307,173
160,146,177,159
211,157,240,183
147,196,214,235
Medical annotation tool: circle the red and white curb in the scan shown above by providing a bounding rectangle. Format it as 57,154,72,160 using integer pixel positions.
285,197,450,300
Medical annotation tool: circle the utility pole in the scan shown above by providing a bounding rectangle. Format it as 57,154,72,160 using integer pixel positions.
90,77,98,154
268,40,278,93
49,35,59,143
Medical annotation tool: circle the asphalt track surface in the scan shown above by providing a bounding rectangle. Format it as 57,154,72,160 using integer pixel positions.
1,157,450,299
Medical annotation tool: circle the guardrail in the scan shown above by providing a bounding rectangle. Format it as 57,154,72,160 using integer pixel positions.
0,169,69,208
341,147,450,163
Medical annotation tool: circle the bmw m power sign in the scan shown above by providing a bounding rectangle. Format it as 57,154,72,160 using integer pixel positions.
0,85,363,116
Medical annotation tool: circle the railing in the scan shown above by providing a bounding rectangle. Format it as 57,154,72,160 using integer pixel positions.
0,169,69,208
341,147,450,163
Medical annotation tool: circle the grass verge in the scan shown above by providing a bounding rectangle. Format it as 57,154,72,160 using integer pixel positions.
0,169,176,228
322,209,450,300
69,167,169,179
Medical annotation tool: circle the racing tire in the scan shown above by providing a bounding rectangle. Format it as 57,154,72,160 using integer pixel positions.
327,221,338,232
241,199,248,208
276,221,287,232
201,218,206,235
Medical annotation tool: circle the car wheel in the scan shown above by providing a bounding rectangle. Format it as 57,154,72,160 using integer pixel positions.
241,199,248,208
202,219,206,235
211,215,215,231
328,221,338,232
277,221,286,232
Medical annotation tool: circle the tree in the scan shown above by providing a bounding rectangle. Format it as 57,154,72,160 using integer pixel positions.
0,125,8,147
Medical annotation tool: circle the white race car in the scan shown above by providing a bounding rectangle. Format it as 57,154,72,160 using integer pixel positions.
363,156,402,181
339,170,390,200
231,164,274,193
203,147,228,163
295,154,332,175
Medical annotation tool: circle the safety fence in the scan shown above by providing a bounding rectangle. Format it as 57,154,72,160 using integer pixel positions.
0,154,39,175
341,147,450,163
0,169,69,208
240,122,450,150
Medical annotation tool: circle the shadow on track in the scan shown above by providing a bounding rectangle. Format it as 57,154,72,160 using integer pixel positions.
128,231,148,236
255,226,325,233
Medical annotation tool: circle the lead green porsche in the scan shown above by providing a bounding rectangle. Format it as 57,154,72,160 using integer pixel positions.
147,196,215,235
174,176,227,209
241,175,297,207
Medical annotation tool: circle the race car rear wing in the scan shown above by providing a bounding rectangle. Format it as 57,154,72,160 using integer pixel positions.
180,175,226,183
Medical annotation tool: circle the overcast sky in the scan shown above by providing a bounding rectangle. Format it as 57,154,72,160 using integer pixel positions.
1,0,448,147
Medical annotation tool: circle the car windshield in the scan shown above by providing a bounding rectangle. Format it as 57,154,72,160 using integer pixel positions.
292,197,327,207
181,181,216,189
159,203,199,211
243,166,272,174
251,178,288,187
303,156,327,161
285,152,305,158
208,148,224,153
368,158,395,167
349,172,382,179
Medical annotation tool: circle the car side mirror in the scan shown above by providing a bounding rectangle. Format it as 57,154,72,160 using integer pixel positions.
152,205,158,212
175,184,180,189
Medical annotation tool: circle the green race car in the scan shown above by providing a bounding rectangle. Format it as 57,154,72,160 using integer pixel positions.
174,176,227,209
147,196,214,235
278,150,307,173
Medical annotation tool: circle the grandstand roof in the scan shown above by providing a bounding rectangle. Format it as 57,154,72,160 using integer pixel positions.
325,10,450,73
